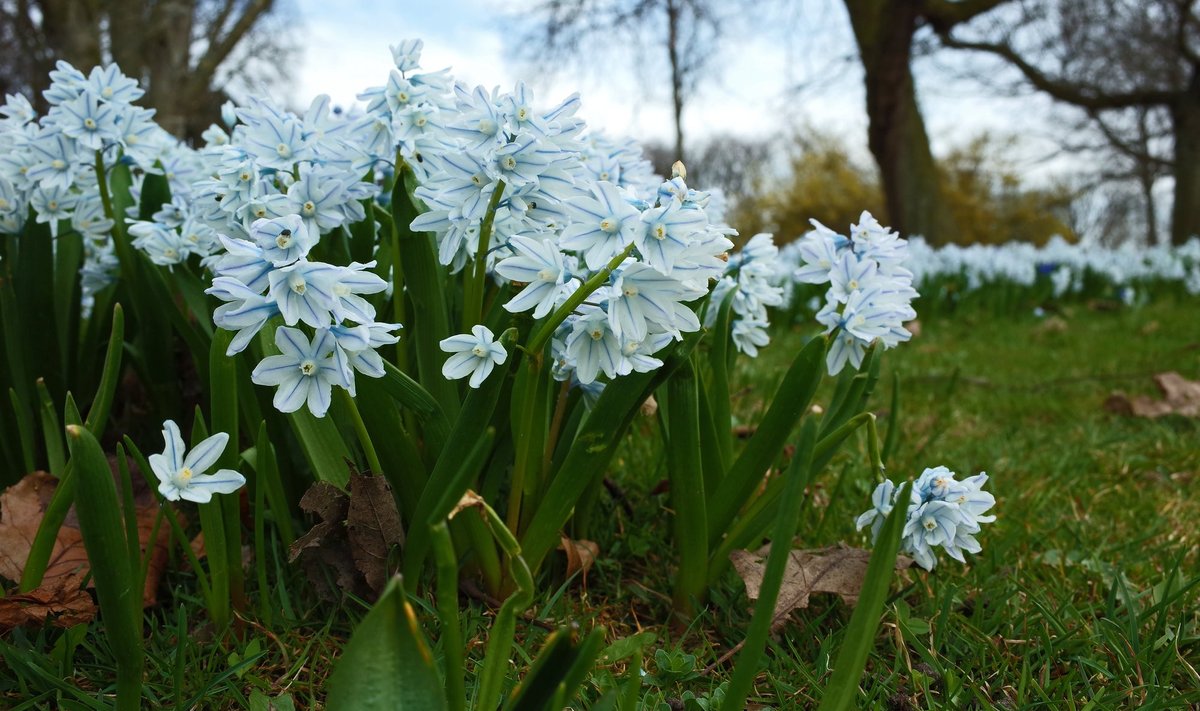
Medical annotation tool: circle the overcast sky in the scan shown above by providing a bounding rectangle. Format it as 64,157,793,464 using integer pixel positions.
278,0,1070,182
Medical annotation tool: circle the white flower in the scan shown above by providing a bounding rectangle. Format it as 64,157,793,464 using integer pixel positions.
440,325,507,388
149,420,246,503
251,327,350,417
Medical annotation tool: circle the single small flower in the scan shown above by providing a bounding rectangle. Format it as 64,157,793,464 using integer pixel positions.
440,324,507,388
149,420,246,503
251,327,349,416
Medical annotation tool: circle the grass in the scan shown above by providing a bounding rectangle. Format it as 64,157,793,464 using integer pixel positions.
2,297,1198,709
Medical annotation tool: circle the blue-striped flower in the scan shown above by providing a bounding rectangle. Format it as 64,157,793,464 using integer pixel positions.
149,420,246,504
440,325,507,388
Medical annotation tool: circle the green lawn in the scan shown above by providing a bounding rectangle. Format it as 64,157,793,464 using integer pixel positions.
3,298,1197,709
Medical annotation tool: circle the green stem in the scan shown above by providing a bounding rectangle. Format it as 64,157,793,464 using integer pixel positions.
463,180,506,331
668,355,708,617
541,379,571,481
720,421,817,711
338,387,384,476
526,242,635,354
431,523,465,711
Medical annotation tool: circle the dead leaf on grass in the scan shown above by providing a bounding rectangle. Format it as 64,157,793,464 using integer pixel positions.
0,572,95,631
288,476,403,600
1033,316,1069,335
558,536,599,586
0,469,176,630
731,543,912,631
1105,371,1200,418
347,473,404,594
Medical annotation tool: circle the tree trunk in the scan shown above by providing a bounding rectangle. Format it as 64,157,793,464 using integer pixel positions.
844,0,959,244
665,0,686,164
1169,73,1200,246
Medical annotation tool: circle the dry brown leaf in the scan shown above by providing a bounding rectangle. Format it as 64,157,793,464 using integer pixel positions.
1033,316,1069,335
640,394,658,418
449,490,486,519
347,473,404,594
558,536,600,586
289,477,404,600
1105,371,1200,418
288,482,361,600
905,319,922,338
0,470,176,622
0,572,95,631
731,543,912,631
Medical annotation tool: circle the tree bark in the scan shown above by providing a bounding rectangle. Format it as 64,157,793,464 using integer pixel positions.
666,0,686,163
1169,73,1200,245
845,0,958,244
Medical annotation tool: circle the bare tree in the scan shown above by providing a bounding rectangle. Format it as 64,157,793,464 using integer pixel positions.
0,0,295,140
940,0,1200,244
514,0,724,164
841,0,1010,245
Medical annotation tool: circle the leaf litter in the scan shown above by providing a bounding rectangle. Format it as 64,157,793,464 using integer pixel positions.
288,473,403,600
731,543,912,631
0,468,175,630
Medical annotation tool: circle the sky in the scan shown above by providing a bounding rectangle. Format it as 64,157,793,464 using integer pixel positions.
276,0,1072,183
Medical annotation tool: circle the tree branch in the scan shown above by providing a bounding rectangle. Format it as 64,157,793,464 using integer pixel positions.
192,0,273,85
940,33,1180,109
923,0,1010,31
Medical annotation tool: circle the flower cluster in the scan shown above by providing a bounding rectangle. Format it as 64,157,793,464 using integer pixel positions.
791,212,918,375
374,41,739,388
205,213,399,417
0,62,192,307
709,232,788,356
856,466,996,570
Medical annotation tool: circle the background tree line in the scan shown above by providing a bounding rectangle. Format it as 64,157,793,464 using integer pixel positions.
517,0,1198,247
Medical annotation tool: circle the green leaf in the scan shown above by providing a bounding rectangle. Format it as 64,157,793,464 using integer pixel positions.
36,380,65,477
707,334,825,546
816,480,914,711
520,329,703,575
720,420,818,711
506,626,605,711
392,162,459,419
20,306,122,592
667,354,708,615
706,289,736,470
65,425,144,711
402,329,516,585
326,577,448,711
380,360,450,454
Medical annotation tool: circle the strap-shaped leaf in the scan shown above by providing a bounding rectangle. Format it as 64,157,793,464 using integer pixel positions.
326,577,448,711
707,334,826,547
520,329,703,575
391,162,459,420
816,481,914,711
66,425,144,711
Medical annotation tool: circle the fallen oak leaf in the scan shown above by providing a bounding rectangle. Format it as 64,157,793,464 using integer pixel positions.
346,473,404,594
1105,371,1200,418
289,477,405,600
0,573,95,631
0,470,176,611
731,543,912,631
288,482,361,601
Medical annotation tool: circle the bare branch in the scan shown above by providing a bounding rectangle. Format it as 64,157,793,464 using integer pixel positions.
940,33,1180,109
